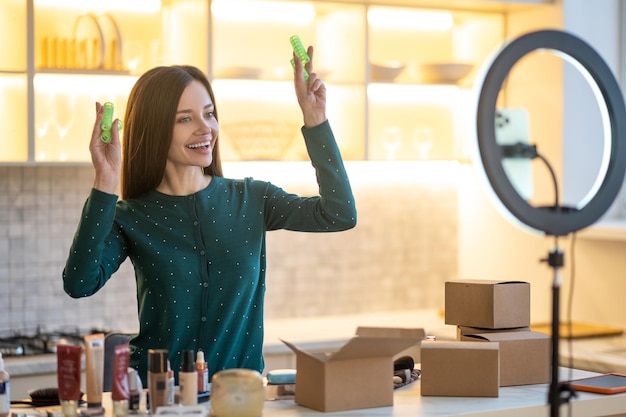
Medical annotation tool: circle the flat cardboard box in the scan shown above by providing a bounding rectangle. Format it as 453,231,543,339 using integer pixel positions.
461,331,550,386
420,341,500,397
445,280,530,328
282,327,425,412
457,325,530,340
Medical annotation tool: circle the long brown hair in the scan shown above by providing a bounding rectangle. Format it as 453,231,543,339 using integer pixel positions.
121,65,223,200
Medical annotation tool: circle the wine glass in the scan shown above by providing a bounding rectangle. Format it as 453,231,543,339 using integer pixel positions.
382,126,402,160
412,126,433,160
52,92,75,139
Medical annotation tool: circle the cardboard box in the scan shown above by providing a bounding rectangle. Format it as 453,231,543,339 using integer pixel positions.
445,280,530,328
420,341,500,397
457,325,530,340
461,331,550,386
282,327,425,412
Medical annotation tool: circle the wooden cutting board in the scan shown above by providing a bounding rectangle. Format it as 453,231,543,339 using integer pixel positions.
531,322,624,339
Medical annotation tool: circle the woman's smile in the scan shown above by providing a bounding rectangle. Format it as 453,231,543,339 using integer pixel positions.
186,139,213,151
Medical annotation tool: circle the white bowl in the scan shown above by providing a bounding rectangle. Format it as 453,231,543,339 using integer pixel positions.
370,62,405,82
417,63,473,84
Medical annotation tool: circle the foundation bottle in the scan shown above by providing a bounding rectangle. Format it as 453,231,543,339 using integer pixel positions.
148,349,169,412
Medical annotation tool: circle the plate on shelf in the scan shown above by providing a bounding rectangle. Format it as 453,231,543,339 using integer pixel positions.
416,63,473,84
215,66,263,79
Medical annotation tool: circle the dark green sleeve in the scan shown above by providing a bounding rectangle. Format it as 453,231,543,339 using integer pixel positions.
62,188,128,297
263,120,357,232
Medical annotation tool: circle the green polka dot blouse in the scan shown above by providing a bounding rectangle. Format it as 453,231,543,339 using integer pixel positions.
62,120,357,385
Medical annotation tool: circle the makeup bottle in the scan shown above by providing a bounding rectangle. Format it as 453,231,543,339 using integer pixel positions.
127,368,141,413
111,345,130,417
179,350,198,406
196,350,209,396
148,349,169,412
57,345,83,417
166,360,175,406
83,333,105,408
0,353,10,417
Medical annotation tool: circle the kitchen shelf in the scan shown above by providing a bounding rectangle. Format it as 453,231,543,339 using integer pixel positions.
36,69,131,75
0,0,552,164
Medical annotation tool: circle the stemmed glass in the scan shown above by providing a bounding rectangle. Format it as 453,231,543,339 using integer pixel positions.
382,126,402,160
412,126,433,160
52,93,75,140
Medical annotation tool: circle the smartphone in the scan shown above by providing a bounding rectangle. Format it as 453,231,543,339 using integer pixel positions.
495,108,533,201
568,373,626,394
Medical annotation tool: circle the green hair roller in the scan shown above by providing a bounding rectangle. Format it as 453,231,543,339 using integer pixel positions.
289,35,310,81
100,102,114,143
100,102,122,143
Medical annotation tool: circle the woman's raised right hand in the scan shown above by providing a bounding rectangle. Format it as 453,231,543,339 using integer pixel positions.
89,102,122,194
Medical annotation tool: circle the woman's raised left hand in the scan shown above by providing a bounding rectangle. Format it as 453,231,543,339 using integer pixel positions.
293,45,327,129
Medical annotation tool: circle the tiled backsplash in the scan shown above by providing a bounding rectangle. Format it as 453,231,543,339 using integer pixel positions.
0,162,458,333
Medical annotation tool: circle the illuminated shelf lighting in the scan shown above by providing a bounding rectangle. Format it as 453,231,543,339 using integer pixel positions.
34,0,161,13
211,0,315,25
367,84,462,104
212,79,296,103
0,75,26,88
34,73,137,93
367,7,453,31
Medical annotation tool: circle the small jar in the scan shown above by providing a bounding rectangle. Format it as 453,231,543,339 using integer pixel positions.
210,369,264,417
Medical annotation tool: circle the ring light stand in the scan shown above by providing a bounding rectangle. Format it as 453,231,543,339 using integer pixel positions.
475,30,626,417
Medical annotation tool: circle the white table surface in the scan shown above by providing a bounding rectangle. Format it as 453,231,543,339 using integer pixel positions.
9,309,626,378
10,368,626,417
259,368,626,417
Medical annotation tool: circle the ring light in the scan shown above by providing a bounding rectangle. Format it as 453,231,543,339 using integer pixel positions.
476,29,626,236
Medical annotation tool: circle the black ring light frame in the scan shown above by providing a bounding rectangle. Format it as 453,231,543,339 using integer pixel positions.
475,30,626,417
476,29,626,237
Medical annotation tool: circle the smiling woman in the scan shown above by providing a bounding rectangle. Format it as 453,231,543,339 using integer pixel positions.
62,51,357,389
159,79,219,194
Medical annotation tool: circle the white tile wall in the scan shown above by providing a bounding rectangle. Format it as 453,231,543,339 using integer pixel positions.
0,162,458,333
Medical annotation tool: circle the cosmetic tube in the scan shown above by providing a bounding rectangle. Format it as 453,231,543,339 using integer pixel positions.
57,344,83,417
148,349,170,412
179,350,198,406
111,344,130,417
84,333,105,408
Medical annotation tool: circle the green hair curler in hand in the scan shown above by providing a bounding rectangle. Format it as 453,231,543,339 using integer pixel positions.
289,35,310,81
100,102,122,143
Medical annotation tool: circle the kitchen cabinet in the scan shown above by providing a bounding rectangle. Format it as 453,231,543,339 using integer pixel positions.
0,0,552,164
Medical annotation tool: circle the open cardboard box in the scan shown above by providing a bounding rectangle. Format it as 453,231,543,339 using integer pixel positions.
445,280,530,329
282,327,425,412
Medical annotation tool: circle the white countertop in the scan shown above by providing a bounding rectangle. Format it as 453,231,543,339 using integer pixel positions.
260,368,626,417
9,368,626,417
262,309,454,355
7,310,626,378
